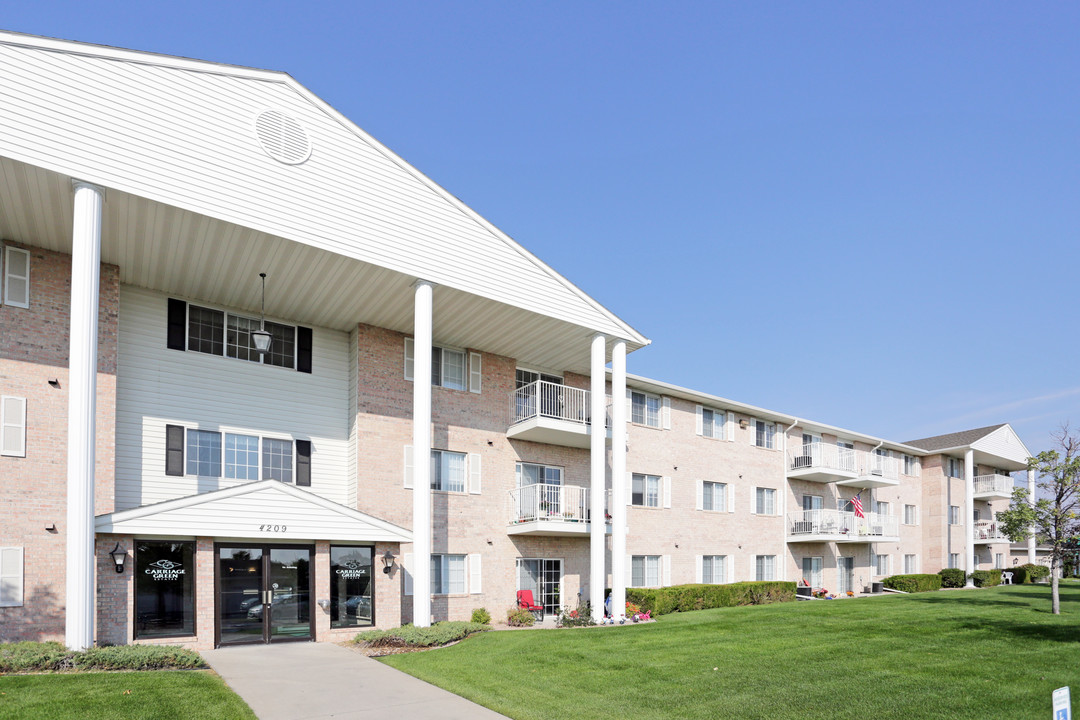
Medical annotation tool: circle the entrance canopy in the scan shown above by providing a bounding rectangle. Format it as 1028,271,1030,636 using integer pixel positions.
95,480,412,543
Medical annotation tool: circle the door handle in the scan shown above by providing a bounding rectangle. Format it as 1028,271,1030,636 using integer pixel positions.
264,590,272,605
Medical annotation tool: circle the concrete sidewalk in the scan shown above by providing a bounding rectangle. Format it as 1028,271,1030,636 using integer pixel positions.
203,642,510,720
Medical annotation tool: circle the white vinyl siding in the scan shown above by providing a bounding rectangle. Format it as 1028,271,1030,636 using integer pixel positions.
3,246,30,308
753,419,775,449
631,555,660,587
755,555,776,581
115,287,350,509
754,487,776,515
1,395,27,457
431,554,466,595
0,547,23,607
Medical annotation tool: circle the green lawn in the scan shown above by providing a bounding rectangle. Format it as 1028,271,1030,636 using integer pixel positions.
383,583,1080,720
0,670,255,720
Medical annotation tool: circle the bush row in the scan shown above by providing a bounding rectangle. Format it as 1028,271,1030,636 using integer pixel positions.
970,569,1003,587
353,621,490,648
1013,563,1050,584
938,568,967,588
882,574,942,593
0,641,204,673
625,581,795,616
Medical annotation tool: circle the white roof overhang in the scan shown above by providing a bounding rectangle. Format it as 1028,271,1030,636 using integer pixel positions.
94,480,412,543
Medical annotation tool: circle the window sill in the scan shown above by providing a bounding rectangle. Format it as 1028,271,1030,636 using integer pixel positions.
631,423,663,431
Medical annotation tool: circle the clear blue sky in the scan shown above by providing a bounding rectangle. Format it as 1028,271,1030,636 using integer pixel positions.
7,2,1078,453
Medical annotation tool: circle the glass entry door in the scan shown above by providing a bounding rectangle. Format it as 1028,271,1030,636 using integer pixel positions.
217,545,313,646
517,558,562,615
837,557,854,595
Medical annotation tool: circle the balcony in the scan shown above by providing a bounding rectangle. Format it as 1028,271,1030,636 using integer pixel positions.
973,520,1009,544
786,509,900,544
508,483,607,536
835,453,901,490
786,444,858,483
973,474,1014,500
507,380,610,449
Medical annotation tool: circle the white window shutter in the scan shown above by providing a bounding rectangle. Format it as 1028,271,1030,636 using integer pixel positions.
403,553,414,596
468,453,482,494
662,555,672,587
695,480,703,511
625,388,632,417
750,487,757,514
468,352,482,394
469,553,482,594
626,472,633,506
916,506,921,526
661,397,671,430
726,412,735,441
915,458,922,477
728,484,735,514
695,556,703,584
695,406,703,436
0,547,23,607
625,554,633,588
662,476,671,508
4,247,30,308
1,396,27,457
403,337,415,381
403,445,414,488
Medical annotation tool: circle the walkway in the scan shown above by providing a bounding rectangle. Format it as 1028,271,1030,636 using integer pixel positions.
203,642,510,720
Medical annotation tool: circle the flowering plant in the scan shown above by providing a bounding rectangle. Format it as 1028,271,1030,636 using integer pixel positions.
846,591,854,597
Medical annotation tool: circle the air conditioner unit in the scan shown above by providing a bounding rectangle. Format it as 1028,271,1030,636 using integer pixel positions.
871,469,883,476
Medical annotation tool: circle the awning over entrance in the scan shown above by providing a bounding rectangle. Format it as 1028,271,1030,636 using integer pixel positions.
95,480,412,543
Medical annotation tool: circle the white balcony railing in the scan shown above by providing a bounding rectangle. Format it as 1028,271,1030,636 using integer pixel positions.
786,509,899,540
973,519,1009,542
862,452,899,480
974,474,1014,496
509,483,592,525
788,443,857,473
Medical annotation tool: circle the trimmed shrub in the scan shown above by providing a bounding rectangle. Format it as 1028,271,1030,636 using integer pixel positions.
624,581,795,617
882,574,942,593
471,607,491,625
557,602,596,627
0,641,204,673
353,621,490,648
938,568,966,588
969,569,1002,588
1029,563,1051,580
506,607,535,627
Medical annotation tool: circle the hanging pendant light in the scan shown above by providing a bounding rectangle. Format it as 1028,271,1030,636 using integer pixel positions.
252,272,272,356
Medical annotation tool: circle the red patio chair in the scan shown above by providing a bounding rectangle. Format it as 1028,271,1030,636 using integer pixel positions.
517,590,544,621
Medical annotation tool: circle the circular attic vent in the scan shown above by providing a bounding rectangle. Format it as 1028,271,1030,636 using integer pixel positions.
255,109,312,165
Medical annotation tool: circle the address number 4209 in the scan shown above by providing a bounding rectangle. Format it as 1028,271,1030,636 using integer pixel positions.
259,524,287,533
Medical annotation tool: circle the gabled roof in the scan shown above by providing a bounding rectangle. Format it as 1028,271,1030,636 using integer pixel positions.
904,425,1007,452
95,480,412,543
0,30,647,357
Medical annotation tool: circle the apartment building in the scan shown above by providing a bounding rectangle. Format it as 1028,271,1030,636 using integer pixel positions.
0,32,1037,652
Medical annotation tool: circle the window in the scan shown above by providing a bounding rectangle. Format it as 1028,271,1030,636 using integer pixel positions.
135,541,194,638
330,546,373,628
188,305,225,356
631,555,660,587
702,481,726,512
631,391,661,428
431,554,466,594
994,553,1004,569
904,504,918,525
405,339,477,391
0,547,23,607
702,555,726,584
226,314,261,362
262,438,293,483
224,434,259,480
875,553,890,576
803,495,823,511
632,473,660,507
186,430,222,477
903,454,920,476
753,420,775,449
516,462,562,486
948,553,960,569
755,555,775,581
431,450,466,492
1,395,27,458
973,509,981,522
904,554,918,574
801,557,823,588
700,407,725,439
946,458,964,478
264,321,296,369
180,301,303,370
873,500,890,517
755,487,776,515
948,505,960,525
3,246,31,308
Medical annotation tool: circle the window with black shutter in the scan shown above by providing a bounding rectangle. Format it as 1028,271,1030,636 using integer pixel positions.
165,425,184,476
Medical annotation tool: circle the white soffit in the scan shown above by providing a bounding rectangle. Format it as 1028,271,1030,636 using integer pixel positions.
95,480,413,543
0,31,647,349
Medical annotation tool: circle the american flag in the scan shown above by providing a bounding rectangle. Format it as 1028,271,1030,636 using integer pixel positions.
851,493,865,518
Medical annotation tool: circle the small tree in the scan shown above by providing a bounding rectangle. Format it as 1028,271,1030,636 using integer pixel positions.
996,425,1080,615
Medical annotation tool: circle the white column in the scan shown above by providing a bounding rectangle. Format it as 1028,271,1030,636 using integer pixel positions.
609,340,627,622
1027,468,1037,564
589,333,606,622
411,280,433,627
964,449,975,588
65,181,104,651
